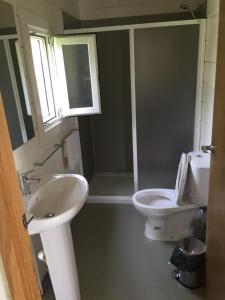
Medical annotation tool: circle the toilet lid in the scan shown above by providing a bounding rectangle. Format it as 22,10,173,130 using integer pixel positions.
175,153,189,205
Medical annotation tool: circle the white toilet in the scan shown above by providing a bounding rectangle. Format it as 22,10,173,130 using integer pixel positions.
132,152,210,241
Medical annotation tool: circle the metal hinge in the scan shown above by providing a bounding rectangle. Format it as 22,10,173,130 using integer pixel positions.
22,213,34,230
47,36,55,46
201,144,215,153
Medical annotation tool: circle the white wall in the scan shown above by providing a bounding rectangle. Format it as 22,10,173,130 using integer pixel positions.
14,0,80,32
0,1,15,28
0,0,79,299
48,0,80,19
200,0,220,146
79,0,204,20
9,0,79,171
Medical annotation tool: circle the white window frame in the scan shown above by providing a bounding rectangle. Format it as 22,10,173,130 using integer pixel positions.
15,40,32,117
17,12,70,146
54,35,101,117
30,34,57,124
28,32,101,126
17,11,101,144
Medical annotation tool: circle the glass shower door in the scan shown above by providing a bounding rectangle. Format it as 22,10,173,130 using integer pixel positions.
134,25,200,190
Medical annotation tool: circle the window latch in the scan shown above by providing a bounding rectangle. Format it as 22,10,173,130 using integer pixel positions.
58,108,63,119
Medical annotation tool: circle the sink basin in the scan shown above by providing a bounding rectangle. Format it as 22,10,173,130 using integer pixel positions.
27,174,88,300
28,174,88,235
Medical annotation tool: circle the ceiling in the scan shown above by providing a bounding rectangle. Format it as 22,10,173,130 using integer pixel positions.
78,0,206,20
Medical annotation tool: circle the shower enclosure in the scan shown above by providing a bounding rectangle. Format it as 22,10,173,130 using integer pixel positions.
78,30,134,199
73,20,205,201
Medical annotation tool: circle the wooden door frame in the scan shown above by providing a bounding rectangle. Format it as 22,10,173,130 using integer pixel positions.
0,96,41,299
206,0,225,299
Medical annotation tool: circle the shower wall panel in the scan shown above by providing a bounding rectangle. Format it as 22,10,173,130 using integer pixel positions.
90,30,133,173
134,25,199,189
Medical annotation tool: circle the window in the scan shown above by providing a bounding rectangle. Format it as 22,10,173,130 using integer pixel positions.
54,36,101,117
30,33,101,127
30,35,56,123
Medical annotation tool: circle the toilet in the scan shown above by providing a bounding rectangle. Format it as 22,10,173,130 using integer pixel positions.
132,152,210,241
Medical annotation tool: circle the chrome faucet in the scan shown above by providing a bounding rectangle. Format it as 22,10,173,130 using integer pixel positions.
20,169,41,196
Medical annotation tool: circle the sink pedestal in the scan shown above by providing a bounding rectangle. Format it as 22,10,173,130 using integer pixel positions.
40,223,80,300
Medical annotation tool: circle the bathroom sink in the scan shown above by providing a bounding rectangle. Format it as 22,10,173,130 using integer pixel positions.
27,174,88,300
27,174,88,235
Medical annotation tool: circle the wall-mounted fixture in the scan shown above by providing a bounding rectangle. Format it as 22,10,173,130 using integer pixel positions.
19,169,41,196
180,4,196,19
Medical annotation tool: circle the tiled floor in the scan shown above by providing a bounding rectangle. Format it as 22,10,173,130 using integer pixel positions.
43,204,205,300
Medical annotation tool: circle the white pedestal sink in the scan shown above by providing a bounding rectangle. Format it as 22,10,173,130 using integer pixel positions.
27,174,88,300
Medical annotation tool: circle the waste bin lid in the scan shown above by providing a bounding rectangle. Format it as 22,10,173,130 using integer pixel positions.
179,238,206,256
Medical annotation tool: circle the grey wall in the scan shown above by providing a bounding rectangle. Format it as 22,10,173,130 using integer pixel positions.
91,30,133,173
63,11,206,30
80,12,202,28
79,30,133,177
63,11,81,29
135,25,199,189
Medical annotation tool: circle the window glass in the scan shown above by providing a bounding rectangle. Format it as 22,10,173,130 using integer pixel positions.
29,33,101,126
62,44,93,109
30,36,56,123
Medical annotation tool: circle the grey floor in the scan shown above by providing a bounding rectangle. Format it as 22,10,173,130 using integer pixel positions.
89,174,134,196
43,204,205,300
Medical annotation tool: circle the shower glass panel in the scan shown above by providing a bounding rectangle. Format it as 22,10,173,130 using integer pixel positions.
134,25,199,190
79,30,134,196
62,44,93,109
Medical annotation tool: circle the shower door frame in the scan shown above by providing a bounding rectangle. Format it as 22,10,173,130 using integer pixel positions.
65,19,206,195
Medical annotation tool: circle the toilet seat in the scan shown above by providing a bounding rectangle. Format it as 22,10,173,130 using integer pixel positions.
132,153,197,216
132,188,196,216
175,153,189,205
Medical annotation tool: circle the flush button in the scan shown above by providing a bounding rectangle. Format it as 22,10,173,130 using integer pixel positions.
154,226,162,230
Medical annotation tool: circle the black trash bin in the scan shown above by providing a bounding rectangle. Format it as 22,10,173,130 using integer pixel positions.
170,237,206,288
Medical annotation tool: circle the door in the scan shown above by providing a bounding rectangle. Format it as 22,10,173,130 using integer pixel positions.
133,24,199,190
206,1,225,299
0,95,41,299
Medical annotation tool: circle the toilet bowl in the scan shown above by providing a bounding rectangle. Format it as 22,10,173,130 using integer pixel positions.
132,152,210,241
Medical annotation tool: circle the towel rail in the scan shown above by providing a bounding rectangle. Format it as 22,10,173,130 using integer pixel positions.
33,142,65,167
33,129,79,167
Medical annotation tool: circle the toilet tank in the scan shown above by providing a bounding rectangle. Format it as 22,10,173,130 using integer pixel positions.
188,152,210,206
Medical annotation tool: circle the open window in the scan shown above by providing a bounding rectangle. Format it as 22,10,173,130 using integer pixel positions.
55,35,101,117
30,35,56,123
30,33,101,126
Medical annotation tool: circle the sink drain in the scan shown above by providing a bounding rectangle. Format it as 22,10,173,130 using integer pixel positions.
44,212,55,218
